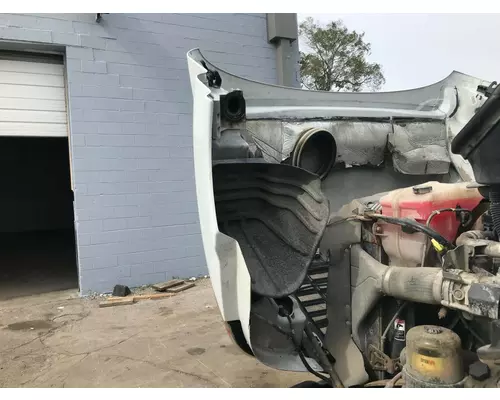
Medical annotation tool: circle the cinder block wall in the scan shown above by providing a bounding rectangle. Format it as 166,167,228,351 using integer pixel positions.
0,13,280,293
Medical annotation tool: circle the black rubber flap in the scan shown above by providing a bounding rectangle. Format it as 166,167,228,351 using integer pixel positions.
213,162,330,298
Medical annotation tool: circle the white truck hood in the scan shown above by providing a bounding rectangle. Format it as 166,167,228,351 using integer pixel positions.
187,47,490,380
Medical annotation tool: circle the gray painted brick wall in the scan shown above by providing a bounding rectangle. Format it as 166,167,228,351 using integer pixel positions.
0,13,284,293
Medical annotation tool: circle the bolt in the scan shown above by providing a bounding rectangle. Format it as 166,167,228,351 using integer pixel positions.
469,361,490,381
375,225,383,234
453,289,465,301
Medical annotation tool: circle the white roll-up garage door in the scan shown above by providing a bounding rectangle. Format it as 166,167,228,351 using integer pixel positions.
0,52,67,137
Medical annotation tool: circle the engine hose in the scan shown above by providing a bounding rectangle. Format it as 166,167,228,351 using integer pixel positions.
490,186,500,238
381,302,408,346
385,371,403,388
382,267,442,304
455,230,500,257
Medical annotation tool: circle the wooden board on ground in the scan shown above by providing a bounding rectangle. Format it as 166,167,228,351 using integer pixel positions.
99,297,135,308
132,293,175,301
152,279,184,292
100,292,175,307
166,282,195,293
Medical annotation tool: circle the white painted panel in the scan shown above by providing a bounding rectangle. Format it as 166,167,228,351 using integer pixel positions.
0,84,65,100
0,122,67,137
0,98,66,112
0,71,64,87
0,59,64,76
0,110,67,123
0,57,68,137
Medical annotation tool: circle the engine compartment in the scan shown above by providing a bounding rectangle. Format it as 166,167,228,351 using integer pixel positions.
213,162,500,387
212,95,500,387
188,49,500,388
313,82,500,388
330,182,500,387
220,102,500,387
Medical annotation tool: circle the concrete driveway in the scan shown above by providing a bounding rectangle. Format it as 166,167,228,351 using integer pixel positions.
0,279,309,387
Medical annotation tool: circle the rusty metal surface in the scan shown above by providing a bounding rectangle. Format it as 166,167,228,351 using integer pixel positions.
368,344,397,374
389,121,449,175
468,283,500,319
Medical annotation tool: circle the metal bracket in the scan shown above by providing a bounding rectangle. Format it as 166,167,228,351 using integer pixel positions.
201,61,222,88
443,245,473,271
368,344,397,374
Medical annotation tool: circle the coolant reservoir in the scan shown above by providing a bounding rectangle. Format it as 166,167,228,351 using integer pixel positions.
378,181,482,267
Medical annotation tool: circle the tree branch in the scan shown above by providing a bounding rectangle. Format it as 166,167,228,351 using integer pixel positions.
299,18,385,93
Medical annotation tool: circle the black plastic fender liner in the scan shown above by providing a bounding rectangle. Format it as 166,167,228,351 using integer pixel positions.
213,162,330,298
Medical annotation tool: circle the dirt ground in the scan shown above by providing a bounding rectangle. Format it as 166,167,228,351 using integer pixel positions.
0,279,310,388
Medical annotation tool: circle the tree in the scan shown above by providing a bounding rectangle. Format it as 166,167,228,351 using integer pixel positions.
299,17,385,92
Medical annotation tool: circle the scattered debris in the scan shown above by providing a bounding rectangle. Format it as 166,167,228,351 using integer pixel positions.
99,292,175,308
112,284,131,297
57,306,64,310
85,291,111,300
98,279,198,307
152,279,184,292
130,285,155,297
204,275,209,279
166,282,195,293
188,277,197,282
99,297,135,308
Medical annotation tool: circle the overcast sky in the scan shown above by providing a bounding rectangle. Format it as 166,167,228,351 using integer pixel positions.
298,13,499,91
